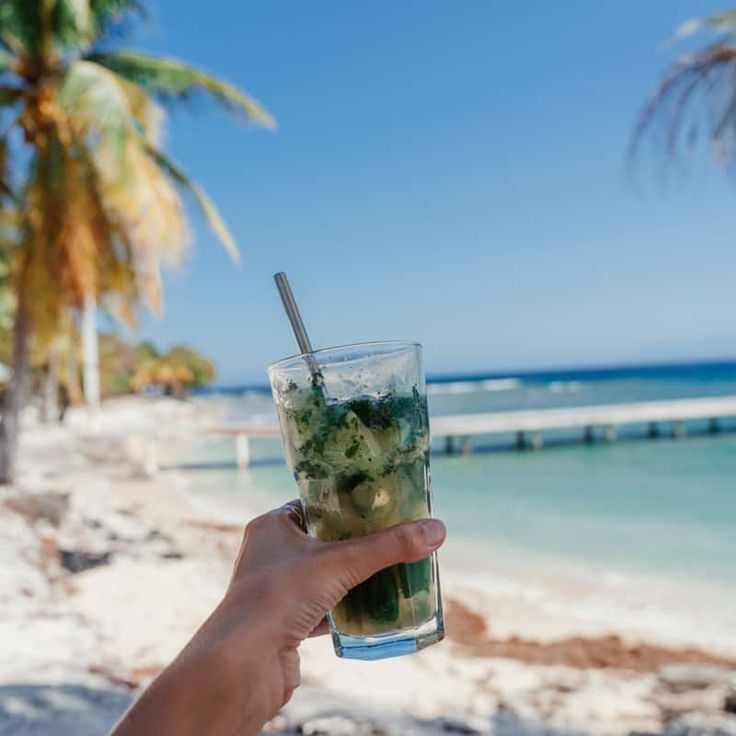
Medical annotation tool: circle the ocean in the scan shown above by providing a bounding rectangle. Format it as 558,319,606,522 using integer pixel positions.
188,360,736,590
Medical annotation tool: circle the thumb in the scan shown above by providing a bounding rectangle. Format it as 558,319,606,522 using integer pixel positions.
321,518,446,589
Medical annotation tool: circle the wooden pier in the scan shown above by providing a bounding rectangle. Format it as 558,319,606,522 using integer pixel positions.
432,395,736,453
207,395,736,466
205,424,281,468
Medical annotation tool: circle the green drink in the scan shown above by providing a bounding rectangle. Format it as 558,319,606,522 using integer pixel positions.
269,341,443,659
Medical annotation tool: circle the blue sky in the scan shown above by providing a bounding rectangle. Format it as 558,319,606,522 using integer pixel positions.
128,1,736,385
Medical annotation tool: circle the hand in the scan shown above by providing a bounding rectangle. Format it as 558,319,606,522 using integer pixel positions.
111,501,446,736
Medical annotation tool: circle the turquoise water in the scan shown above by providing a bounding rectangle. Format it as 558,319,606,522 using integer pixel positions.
189,361,736,587
431,437,736,585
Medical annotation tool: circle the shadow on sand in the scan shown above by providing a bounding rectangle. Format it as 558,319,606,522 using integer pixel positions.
0,682,590,735
0,682,133,736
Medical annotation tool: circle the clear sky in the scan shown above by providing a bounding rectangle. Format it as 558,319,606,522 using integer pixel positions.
127,0,736,385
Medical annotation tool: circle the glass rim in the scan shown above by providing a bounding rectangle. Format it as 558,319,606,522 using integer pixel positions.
268,339,422,372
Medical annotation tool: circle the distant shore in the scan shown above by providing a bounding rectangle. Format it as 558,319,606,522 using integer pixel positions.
1,395,735,735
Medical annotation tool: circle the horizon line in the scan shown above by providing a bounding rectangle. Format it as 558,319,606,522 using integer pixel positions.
205,355,736,393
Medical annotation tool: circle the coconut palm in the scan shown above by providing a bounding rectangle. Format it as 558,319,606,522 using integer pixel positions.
0,0,274,482
632,10,736,172
130,356,194,396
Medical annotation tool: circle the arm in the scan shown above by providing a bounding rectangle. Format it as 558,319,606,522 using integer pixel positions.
111,502,446,736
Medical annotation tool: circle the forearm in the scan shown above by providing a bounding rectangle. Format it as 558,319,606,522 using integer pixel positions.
111,595,275,736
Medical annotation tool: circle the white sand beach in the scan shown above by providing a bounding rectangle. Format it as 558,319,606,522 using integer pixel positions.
1,396,735,735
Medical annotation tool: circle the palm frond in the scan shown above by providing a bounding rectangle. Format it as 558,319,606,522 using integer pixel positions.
0,0,43,57
147,146,240,264
0,85,21,107
59,59,133,177
0,48,15,74
19,132,85,342
676,11,736,40
51,0,93,49
59,59,163,181
58,61,188,312
18,118,171,335
0,1,140,59
110,70,164,145
58,66,198,312
86,51,276,128
89,0,144,42
631,43,736,170
85,138,189,312
0,132,15,203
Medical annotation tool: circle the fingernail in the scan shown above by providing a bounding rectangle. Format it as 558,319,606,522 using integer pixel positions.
419,519,445,548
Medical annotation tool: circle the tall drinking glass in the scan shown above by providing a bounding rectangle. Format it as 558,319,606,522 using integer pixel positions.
268,341,444,660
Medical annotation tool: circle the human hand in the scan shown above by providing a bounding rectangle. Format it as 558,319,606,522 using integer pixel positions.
111,501,446,736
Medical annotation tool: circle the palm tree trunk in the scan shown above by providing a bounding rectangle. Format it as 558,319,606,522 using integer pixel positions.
0,296,31,484
82,292,100,408
40,343,60,424
65,320,83,404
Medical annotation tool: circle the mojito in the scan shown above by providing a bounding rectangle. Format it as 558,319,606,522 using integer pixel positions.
269,341,443,659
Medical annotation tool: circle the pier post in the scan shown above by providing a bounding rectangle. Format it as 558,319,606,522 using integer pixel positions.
516,431,527,451
236,434,251,468
672,421,687,440
584,426,594,443
604,426,617,443
445,436,455,455
708,418,719,435
648,422,659,439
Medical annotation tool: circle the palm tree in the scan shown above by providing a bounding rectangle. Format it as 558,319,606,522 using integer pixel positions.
130,354,196,397
0,0,274,482
632,10,736,172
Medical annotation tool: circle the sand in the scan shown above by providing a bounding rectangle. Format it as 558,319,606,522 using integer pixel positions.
1,396,735,735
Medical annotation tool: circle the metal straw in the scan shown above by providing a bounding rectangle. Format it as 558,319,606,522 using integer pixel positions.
273,272,320,376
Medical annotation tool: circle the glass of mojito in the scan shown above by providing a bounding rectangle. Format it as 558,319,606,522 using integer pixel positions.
268,341,443,660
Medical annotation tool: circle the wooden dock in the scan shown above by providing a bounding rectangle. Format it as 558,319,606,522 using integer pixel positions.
207,395,736,466
205,424,281,468
432,395,736,453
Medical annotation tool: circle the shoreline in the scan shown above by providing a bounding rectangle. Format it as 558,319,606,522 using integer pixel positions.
438,540,736,659
1,396,735,735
